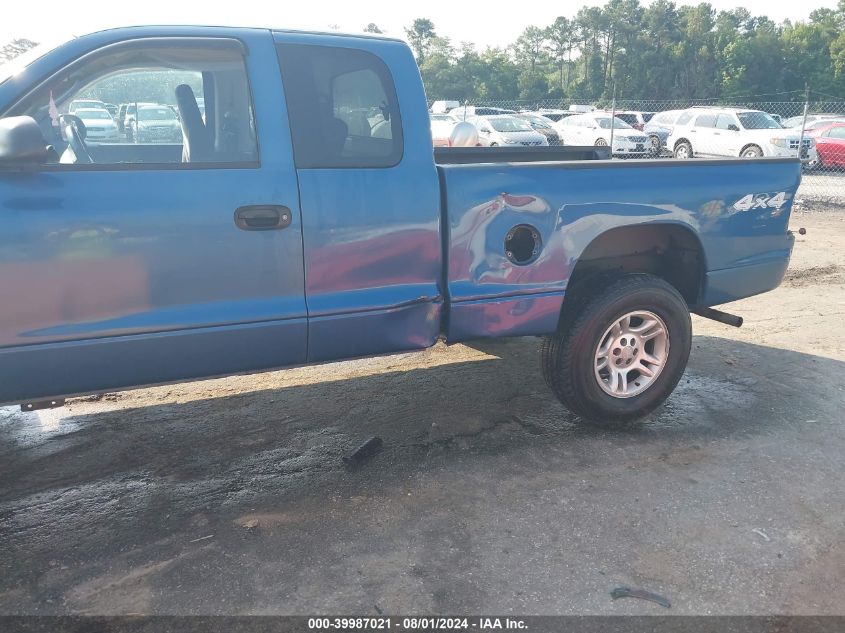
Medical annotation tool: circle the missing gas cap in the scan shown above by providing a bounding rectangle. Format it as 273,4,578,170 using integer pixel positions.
505,224,541,265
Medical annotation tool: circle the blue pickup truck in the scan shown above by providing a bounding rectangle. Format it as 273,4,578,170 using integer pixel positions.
0,26,799,425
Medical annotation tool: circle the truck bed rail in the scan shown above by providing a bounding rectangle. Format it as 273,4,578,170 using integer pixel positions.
434,146,612,165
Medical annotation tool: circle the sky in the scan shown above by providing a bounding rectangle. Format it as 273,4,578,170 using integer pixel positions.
2,0,841,51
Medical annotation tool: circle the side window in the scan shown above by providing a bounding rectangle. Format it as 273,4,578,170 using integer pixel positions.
695,114,716,128
715,114,737,130
9,40,258,167
676,112,693,125
276,43,403,169
830,127,845,139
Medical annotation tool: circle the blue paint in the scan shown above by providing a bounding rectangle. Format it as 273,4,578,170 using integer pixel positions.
0,26,800,404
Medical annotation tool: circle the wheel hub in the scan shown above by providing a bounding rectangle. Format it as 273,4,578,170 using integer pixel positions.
595,310,670,399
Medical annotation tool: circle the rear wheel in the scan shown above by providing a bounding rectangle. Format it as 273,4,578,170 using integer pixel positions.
595,138,608,147
741,145,763,158
648,135,662,155
674,141,693,159
541,274,692,427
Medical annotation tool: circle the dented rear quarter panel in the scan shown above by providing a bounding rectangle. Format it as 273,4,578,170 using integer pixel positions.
441,158,801,341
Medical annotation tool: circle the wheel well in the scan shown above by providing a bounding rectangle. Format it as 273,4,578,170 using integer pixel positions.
740,143,762,156
673,138,691,149
563,224,705,318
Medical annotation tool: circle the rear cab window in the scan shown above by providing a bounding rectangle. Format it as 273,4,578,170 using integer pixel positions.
276,43,402,168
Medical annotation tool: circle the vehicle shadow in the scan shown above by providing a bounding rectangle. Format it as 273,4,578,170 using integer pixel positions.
1,335,841,502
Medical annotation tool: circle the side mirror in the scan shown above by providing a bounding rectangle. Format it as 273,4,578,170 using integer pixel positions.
728,124,740,131
0,116,48,166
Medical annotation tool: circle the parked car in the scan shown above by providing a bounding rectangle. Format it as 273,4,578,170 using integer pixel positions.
122,101,156,133
449,105,516,120
430,113,458,147
808,122,845,168
535,108,574,123
513,113,562,145
430,100,460,114
787,117,845,132
68,99,106,114
103,103,118,118
131,104,182,143
643,109,685,155
469,114,549,147
555,113,649,155
782,113,845,129
73,107,121,142
0,25,800,425
612,110,655,131
668,108,817,165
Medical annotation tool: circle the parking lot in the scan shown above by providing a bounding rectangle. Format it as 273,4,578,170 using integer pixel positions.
1,207,843,616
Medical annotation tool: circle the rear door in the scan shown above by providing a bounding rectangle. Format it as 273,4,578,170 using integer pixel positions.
692,113,718,156
274,34,442,362
0,31,307,403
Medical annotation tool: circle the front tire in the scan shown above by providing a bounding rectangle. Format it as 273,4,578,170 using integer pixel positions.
541,274,692,427
741,145,763,158
648,135,662,156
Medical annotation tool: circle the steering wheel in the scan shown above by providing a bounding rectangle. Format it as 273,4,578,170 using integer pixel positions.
58,114,93,164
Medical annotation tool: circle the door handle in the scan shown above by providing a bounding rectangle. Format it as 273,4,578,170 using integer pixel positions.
234,205,292,231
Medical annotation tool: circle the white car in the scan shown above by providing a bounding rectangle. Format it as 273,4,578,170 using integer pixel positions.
430,113,458,147
73,107,120,142
468,115,548,147
555,113,648,155
133,104,182,143
68,99,106,114
782,113,844,129
667,108,818,164
430,100,460,114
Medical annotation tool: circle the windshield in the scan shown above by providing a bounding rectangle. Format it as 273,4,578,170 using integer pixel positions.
488,117,533,132
737,111,781,130
0,35,74,85
139,107,176,121
595,117,633,129
77,109,111,119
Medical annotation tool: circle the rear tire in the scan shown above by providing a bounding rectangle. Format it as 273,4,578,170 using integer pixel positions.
741,145,763,158
595,138,608,147
541,274,692,427
674,141,693,159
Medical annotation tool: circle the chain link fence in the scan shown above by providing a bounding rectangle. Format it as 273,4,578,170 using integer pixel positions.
432,98,845,204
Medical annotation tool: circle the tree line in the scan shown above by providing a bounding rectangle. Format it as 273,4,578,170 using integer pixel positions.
401,0,845,103
4,2,844,104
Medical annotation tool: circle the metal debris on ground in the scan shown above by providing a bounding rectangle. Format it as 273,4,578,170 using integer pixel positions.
752,528,771,542
343,436,384,468
610,586,671,608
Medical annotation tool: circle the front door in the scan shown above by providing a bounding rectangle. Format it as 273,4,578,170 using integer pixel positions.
0,32,307,403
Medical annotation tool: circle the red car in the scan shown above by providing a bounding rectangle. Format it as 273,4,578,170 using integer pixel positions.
811,122,845,168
